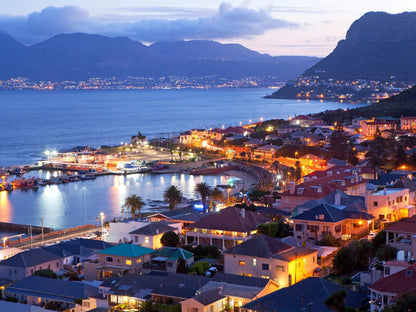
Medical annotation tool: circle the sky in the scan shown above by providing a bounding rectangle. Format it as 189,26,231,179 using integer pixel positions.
0,1,416,57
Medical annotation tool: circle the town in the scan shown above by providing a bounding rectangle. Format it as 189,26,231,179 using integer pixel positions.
1,112,416,312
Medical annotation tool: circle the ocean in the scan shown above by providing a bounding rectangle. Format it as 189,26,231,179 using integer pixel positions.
0,88,365,228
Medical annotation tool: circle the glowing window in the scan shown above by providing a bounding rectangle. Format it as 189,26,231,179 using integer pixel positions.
126,260,132,265
145,237,149,244
239,261,246,266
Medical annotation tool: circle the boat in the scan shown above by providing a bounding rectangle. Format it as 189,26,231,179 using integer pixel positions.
9,168,25,175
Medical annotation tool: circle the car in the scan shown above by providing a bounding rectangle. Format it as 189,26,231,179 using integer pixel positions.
313,267,322,277
205,266,218,277
368,231,378,239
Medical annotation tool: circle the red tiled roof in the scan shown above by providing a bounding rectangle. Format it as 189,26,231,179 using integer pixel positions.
385,215,416,234
189,206,270,232
281,171,367,199
369,264,416,294
305,166,374,179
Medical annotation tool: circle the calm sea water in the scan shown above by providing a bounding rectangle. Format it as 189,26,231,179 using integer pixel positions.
0,89,365,229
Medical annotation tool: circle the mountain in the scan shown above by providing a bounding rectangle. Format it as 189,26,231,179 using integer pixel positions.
302,12,416,81
0,33,320,82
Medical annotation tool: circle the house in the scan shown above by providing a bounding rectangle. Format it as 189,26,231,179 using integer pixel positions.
387,178,416,205
384,215,416,261
280,169,368,211
0,248,62,281
4,275,99,311
143,247,194,273
366,188,415,222
105,219,150,244
289,115,325,127
361,120,397,137
369,264,416,312
129,222,178,249
292,203,375,242
185,207,270,250
0,300,49,312
253,145,280,162
277,125,301,136
326,158,349,168
223,234,318,288
241,277,368,312
83,244,154,281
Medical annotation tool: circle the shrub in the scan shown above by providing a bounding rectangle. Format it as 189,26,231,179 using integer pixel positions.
189,261,210,275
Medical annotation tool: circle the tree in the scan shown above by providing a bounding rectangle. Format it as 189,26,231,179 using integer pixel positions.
329,126,349,160
295,161,302,181
123,194,145,219
210,187,224,204
394,145,407,167
138,300,154,312
160,231,180,247
325,290,347,312
383,291,416,312
376,244,397,262
333,246,355,274
194,182,212,213
163,185,182,210
33,269,57,279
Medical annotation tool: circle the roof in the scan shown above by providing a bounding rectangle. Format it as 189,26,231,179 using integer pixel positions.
108,273,165,299
189,206,270,232
197,282,262,300
97,243,154,257
129,223,176,236
292,203,374,223
0,248,60,268
5,276,98,302
192,287,225,305
272,247,317,262
224,234,292,258
387,178,416,192
369,264,416,294
151,247,193,260
150,273,210,299
385,215,416,234
148,206,208,223
242,277,367,312
211,273,269,288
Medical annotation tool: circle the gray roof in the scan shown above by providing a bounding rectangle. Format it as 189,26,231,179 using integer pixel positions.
193,287,225,305
242,277,368,312
5,276,98,302
0,248,60,268
327,158,349,166
129,223,176,236
198,282,262,300
149,206,209,223
272,247,317,262
108,273,165,299
211,273,269,288
224,234,292,258
151,273,210,299
387,178,416,192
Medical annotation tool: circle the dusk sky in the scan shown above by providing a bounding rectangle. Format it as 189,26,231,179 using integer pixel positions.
1,1,416,57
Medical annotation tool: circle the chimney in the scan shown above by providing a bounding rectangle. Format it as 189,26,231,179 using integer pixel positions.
289,181,296,195
241,208,246,218
335,192,341,206
383,187,387,195
327,171,333,176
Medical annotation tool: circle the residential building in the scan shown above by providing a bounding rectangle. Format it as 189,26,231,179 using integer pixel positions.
241,277,368,312
4,275,99,311
129,222,179,249
366,188,414,222
292,203,375,242
105,219,150,244
289,115,325,127
369,264,416,312
143,247,194,273
401,116,416,132
0,248,61,281
280,169,368,211
361,120,397,137
223,234,318,288
384,215,416,260
253,145,280,162
185,207,270,250
83,243,154,281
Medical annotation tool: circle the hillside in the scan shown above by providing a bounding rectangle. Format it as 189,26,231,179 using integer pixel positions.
0,33,320,82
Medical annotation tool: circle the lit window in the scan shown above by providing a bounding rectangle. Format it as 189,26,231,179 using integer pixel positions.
239,261,246,266
136,259,142,263
145,237,149,244
261,275,270,279
126,260,132,265
253,259,257,266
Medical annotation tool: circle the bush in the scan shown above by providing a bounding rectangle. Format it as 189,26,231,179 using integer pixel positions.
33,268,57,279
333,246,355,274
183,245,220,260
376,244,397,262
160,231,180,247
189,261,210,275
318,234,341,247
257,222,292,238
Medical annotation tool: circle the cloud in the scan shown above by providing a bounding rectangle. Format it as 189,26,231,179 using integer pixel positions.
0,3,298,44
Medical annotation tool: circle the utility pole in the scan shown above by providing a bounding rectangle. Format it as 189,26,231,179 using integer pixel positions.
40,218,44,246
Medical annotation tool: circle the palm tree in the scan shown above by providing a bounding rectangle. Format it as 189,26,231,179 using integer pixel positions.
211,187,224,204
123,194,145,219
194,182,212,213
163,185,182,210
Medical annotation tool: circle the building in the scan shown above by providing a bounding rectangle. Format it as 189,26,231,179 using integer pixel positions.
223,234,318,288
292,203,375,242
185,207,270,250
129,222,179,249
143,247,194,273
401,116,416,132
289,115,325,127
369,264,416,312
366,188,414,222
4,275,99,311
0,248,62,281
241,277,368,312
361,120,397,137
384,215,416,260
253,145,280,162
84,244,154,281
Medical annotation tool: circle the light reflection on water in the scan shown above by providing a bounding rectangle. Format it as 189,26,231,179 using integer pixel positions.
2,171,230,229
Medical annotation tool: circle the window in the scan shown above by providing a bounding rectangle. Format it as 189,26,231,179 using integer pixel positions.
253,259,257,266
145,237,149,244
136,259,142,263
334,225,341,233
313,256,315,263
106,257,113,263
373,201,378,207
262,263,269,271
117,259,122,264
167,262,173,268
261,275,270,279
239,261,246,266
48,264,51,269
385,267,390,275
135,236,138,243
295,224,303,232
241,273,252,277
275,265,285,272
126,260,132,265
